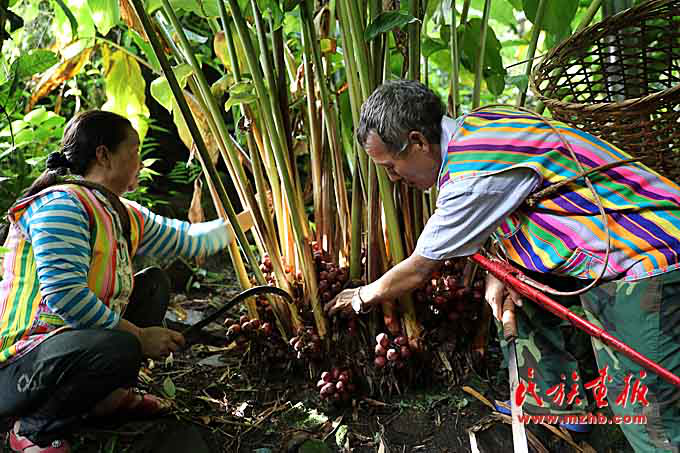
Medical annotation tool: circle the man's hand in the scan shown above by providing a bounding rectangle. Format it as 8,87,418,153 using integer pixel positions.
139,327,185,359
484,273,522,321
324,288,359,317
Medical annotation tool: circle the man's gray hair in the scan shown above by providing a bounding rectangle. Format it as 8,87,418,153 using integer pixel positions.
357,80,445,155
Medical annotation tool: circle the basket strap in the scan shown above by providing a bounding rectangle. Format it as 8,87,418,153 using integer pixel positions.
525,157,641,207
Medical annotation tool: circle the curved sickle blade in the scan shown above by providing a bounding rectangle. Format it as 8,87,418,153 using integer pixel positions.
182,285,293,338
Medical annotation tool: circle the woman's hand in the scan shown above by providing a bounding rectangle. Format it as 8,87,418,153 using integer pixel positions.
138,327,185,359
484,273,522,321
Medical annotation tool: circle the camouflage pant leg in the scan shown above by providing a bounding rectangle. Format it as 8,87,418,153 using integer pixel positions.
496,299,589,415
580,270,680,453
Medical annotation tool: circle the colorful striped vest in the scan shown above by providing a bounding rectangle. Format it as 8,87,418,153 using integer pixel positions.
0,184,144,364
440,107,680,281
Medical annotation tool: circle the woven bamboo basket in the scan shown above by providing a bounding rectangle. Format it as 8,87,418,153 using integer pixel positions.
531,0,680,182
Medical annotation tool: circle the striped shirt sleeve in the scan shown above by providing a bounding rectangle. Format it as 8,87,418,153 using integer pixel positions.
19,191,120,329
129,202,231,259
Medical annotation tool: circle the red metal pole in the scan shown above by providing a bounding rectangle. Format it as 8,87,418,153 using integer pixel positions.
471,253,680,390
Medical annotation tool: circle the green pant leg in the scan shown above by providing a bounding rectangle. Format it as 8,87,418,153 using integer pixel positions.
497,299,588,415
580,270,680,453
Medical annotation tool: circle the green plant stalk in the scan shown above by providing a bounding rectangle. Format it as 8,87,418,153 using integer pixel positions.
272,22,294,154
531,0,600,116
337,0,369,189
218,2,241,80
472,0,491,109
219,44,291,298
217,11,283,260
408,0,420,81
227,0,326,337
301,0,350,250
368,0,383,87
349,155,363,280
129,0,268,299
250,112,288,251
156,6,290,328
375,167,422,342
516,0,546,107
246,126,280,261
154,8,291,320
576,0,602,32
300,21,324,243
342,0,373,99
250,0,310,241
449,0,461,117
461,0,471,22
250,1,289,173
160,1,296,305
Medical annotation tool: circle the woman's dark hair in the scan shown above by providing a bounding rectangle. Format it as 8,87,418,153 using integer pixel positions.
357,79,445,155
19,110,133,199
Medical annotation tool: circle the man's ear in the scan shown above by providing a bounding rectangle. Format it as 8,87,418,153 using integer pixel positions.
408,130,430,154
94,145,111,168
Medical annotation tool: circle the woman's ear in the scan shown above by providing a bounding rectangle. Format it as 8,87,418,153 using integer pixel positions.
94,145,111,169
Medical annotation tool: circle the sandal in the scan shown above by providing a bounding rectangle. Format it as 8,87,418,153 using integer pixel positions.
8,423,70,453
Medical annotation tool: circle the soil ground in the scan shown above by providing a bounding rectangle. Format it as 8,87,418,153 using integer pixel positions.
1,265,635,453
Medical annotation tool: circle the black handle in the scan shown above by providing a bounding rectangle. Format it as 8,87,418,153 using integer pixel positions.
181,285,293,338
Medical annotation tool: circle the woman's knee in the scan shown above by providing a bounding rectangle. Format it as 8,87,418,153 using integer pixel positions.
84,330,142,379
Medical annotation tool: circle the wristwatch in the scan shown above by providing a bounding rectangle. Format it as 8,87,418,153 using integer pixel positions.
351,287,371,314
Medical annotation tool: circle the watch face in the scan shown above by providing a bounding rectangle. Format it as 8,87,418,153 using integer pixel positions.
351,293,362,314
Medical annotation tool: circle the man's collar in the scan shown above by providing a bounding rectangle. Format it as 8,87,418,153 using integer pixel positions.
439,115,458,170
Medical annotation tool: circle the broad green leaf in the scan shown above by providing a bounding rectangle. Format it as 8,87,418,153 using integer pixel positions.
53,0,96,57
150,64,194,113
457,18,506,96
88,0,120,35
256,0,285,30
15,50,59,79
166,0,220,18
485,72,505,95
471,0,517,26
508,0,523,8
162,377,176,399
507,74,529,92
224,92,258,111
458,18,504,74
53,0,78,38
0,247,9,255
130,30,161,74
364,11,419,42
210,74,234,98
422,37,448,58
214,25,252,75
102,49,150,141
229,81,255,96
522,0,578,36
24,108,49,126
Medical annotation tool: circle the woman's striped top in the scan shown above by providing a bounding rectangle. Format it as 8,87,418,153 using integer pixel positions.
0,184,230,364
440,107,680,281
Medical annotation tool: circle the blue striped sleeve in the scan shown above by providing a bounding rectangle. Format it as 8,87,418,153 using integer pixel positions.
130,202,231,259
20,192,120,329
